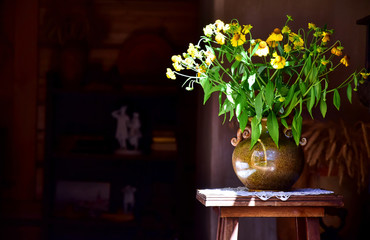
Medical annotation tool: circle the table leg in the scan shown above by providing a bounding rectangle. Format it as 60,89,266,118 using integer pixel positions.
296,217,320,240
217,216,239,240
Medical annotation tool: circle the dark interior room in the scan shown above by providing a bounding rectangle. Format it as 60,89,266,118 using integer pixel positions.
0,0,369,240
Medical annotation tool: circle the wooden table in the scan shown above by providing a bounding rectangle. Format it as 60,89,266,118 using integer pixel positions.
196,188,344,240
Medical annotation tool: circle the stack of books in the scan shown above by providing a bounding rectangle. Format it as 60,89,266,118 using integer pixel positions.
150,130,177,152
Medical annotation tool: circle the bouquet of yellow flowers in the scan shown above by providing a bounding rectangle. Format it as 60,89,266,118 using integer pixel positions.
166,15,369,148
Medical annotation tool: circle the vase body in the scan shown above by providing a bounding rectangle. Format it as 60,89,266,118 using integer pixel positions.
231,120,304,190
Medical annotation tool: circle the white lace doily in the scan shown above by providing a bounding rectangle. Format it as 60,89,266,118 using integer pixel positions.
198,187,334,201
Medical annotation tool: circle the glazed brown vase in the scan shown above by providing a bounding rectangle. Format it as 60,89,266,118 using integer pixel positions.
231,119,305,191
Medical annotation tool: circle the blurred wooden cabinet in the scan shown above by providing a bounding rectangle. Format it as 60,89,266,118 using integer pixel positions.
44,80,185,239
38,1,198,239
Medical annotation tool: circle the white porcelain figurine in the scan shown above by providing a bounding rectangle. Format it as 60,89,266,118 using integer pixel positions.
112,106,130,150
129,112,142,150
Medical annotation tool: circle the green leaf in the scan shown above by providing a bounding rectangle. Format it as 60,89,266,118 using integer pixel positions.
229,109,235,121
226,53,233,63
241,51,249,62
280,118,289,129
303,56,312,77
322,80,328,101
307,87,315,118
235,94,247,118
248,73,256,90
320,99,327,118
257,66,267,75
292,112,302,146
280,86,289,96
255,92,263,120
203,85,221,104
346,84,352,104
241,72,248,83
314,82,321,106
200,68,221,104
265,80,275,108
277,44,284,56
353,74,358,91
226,83,235,104
250,43,260,57
238,111,248,132
281,91,299,118
267,112,279,147
199,77,211,103
284,84,296,107
299,82,307,95
322,88,327,101
333,89,341,110
231,60,240,75
222,111,227,124
219,91,223,110
238,63,245,75
250,116,262,149
219,98,234,115
308,65,318,83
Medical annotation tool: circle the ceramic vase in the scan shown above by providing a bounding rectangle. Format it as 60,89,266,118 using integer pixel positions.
231,119,306,191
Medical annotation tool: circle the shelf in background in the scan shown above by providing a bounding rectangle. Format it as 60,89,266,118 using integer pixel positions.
48,82,180,97
51,151,177,162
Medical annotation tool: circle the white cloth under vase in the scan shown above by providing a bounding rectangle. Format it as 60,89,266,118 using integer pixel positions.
197,187,334,201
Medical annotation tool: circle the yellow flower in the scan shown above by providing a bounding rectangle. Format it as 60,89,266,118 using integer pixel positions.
282,26,291,34
231,32,246,47
340,55,349,67
284,44,291,53
242,24,253,34
308,23,316,29
289,32,304,50
267,28,283,41
270,52,286,69
197,65,207,77
266,28,283,47
230,22,242,34
203,24,214,37
171,55,182,63
267,41,278,48
360,72,370,79
223,24,230,32
172,62,184,71
205,51,216,65
321,32,331,43
321,59,329,66
205,58,212,66
215,20,225,32
255,41,269,57
331,47,342,56
187,43,200,59
166,68,176,79
184,57,194,69
215,32,226,45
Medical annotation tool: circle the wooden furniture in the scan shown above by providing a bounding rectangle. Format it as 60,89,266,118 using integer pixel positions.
196,189,344,240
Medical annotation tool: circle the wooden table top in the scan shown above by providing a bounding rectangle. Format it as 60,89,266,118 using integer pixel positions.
196,188,344,208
